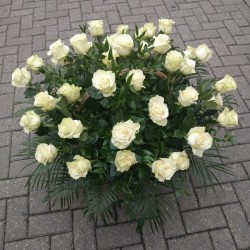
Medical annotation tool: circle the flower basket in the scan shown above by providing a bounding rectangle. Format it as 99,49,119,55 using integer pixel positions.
12,19,238,232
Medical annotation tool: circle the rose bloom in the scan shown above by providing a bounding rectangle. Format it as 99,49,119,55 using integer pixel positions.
152,158,177,182
184,46,196,59
148,95,169,126
209,93,223,109
67,155,91,180
169,151,190,170
111,120,140,149
47,39,69,65
158,19,175,34
139,23,156,38
57,83,82,103
88,20,104,37
70,33,92,55
34,91,58,112
26,55,44,72
102,49,119,69
116,24,129,34
12,67,31,88
115,150,137,172
92,69,116,97
126,69,145,91
178,86,199,107
165,50,184,72
58,118,86,139
180,57,196,75
215,75,237,94
217,107,238,127
20,110,41,133
35,143,58,165
112,34,134,56
195,44,212,63
187,127,213,157
153,34,171,54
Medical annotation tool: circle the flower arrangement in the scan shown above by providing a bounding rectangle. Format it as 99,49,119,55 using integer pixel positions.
12,19,238,232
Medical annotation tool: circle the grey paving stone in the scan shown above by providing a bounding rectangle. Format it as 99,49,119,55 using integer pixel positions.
5,236,50,250
73,210,96,250
9,159,37,178
29,211,72,237
51,232,73,250
233,180,250,222
29,189,50,215
11,130,29,161
142,221,167,250
168,232,213,250
182,207,226,233
0,200,6,221
0,132,11,147
0,147,10,180
243,161,250,177
217,28,236,45
196,184,238,207
220,145,250,164
222,203,250,249
5,196,28,242
0,94,14,118
162,194,185,238
0,221,4,250
0,177,28,199
210,228,236,250
96,223,141,249
122,245,144,250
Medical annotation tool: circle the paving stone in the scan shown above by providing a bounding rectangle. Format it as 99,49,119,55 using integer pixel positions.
73,210,96,250
96,223,141,249
196,183,238,207
29,211,72,237
122,245,144,250
0,177,28,199
5,236,50,250
168,232,213,250
0,222,4,250
0,94,14,118
223,203,250,249
0,132,11,147
29,189,50,215
221,145,250,164
0,200,6,221
142,221,167,250
162,194,185,238
209,228,236,250
5,197,28,242
233,180,250,222
182,207,226,233
51,232,73,250
0,147,10,180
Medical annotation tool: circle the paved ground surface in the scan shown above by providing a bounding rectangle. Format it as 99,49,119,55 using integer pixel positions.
0,0,250,249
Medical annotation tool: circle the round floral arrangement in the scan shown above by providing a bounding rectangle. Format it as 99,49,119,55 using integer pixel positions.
13,19,238,232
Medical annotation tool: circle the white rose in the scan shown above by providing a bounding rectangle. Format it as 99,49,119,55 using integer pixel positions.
209,93,223,109
92,69,116,97
165,50,184,72
169,151,190,171
70,33,92,55
215,75,237,94
26,55,44,72
102,49,119,70
180,57,196,75
35,143,58,165
116,25,129,34
126,69,145,91
106,34,118,48
148,95,169,126
88,20,104,37
195,44,212,63
47,39,69,65
184,46,196,59
20,110,41,133
57,83,82,103
158,19,175,34
152,158,177,182
58,117,86,139
11,67,31,88
217,107,238,127
111,119,140,149
34,91,58,111
112,34,134,56
115,150,137,172
187,127,213,157
139,23,156,38
153,34,171,54
67,155,91,180
178,86,199,107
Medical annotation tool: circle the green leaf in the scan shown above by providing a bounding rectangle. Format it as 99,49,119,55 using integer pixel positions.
24,87,38,98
